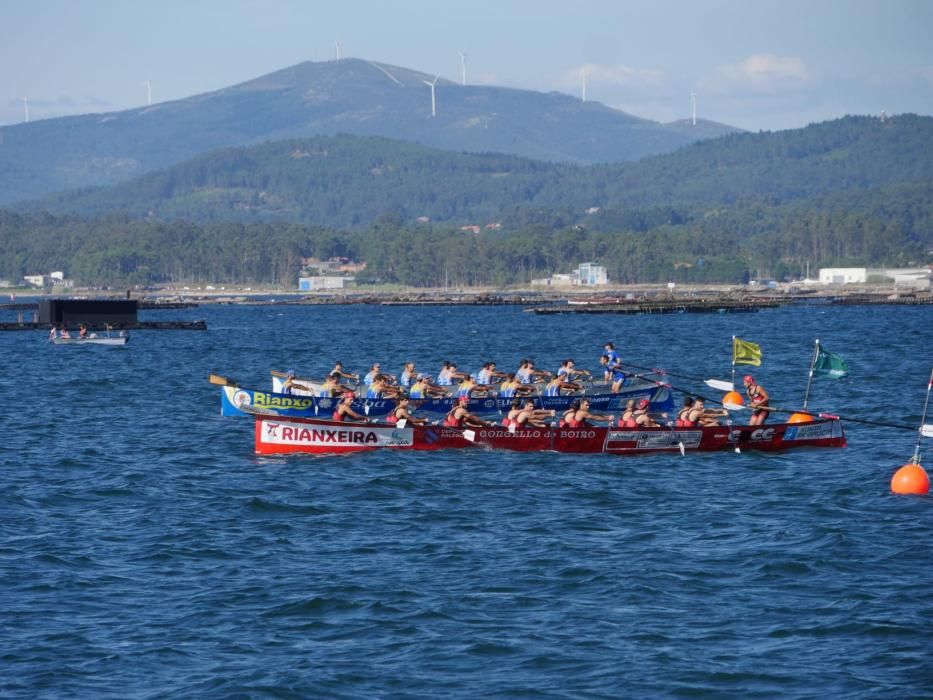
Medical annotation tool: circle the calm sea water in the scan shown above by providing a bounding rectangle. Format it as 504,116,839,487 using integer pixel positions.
2,301,932,698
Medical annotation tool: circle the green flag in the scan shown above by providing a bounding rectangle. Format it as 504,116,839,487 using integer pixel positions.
813,346,848,378
733,337,762,366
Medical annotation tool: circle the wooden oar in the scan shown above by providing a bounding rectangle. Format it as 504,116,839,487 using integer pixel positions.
722,402,917,431
209,373,237,387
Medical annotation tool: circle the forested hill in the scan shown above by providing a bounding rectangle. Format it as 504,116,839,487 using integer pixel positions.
0,58,736,205
25,114,933,230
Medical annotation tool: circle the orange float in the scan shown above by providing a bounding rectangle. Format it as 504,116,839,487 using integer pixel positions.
788,412,813,423
890,463,930,495
723,391,744,407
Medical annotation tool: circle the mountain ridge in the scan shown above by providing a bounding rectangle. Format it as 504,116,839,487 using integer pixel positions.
0,58,739,205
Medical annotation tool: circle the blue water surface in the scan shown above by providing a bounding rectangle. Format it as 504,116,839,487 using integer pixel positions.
1,302,932,698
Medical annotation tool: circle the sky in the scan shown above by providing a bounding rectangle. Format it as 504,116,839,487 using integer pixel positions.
2,0,932,131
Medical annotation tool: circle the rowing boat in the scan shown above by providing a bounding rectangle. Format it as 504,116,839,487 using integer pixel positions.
221,380,672,419
254,414,847,456
51,335,128,346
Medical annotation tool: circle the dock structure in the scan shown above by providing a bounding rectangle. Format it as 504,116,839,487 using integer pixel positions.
526,299,781,315
0,298,206,331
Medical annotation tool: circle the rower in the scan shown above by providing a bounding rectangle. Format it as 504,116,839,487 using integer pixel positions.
319,372,354,398
743,375,770,426
363,363,382,386
476,362,507,386
332,392,366,422
618,399,638,427
456,375,494,400
408,374,446,399
503,398,523,428
560,400,582,428
367,375,402,400
329,361,358,382
282,369,312,395
514,398,556,429
386,396,427,425
399,362,418,387
444,396,493,428
632,398,660,428
557,359,590,383
566,398,613,428
690,397,728,427
79,324,88,339
543,374,581,396
675,397,696,427
48,325,58,341
499,372,535,398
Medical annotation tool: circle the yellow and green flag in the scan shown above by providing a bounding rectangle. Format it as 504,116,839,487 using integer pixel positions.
733,337,762,366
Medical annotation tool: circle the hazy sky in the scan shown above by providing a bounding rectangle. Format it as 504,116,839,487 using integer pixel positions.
2,0,931,131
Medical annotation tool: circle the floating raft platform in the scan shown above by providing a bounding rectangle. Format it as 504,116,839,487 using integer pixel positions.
527,299,780,315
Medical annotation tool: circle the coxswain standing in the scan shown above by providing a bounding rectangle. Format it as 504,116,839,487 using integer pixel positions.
743,375,770,426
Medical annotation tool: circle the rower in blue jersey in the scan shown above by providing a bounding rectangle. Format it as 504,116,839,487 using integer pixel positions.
476,362,506,386
363,363,381,386
399,362,417,387
599,352,627,393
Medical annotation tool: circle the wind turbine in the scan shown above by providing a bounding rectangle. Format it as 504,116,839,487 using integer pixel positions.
691,91,697,126
581,67,587,102
142,80,152,106
423,76,438,117
22,97,29,123
460,51,467,86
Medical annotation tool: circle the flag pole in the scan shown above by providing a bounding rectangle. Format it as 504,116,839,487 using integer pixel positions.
731,335,736,389
910,368,933,465
802,339,820,410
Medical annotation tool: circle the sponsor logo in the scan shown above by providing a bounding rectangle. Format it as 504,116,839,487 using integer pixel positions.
262,421,414,447
232,390,252,408
784,423,833,441
253,391,315,410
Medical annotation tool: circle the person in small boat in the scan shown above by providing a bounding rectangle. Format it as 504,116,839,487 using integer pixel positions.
632,398,660,428
743,375,770,426
444,396,494,428
543,373,583,396
60,325,71,339
282,369,313,395
689,397,728,427
330,361,359,382
565,398,613,428
514,398,557,429
332,392,366,422
386,396,427,425
437,361,469,387
79,324,88,339
516,360,551,385
48,325,57,341
618,399,638,427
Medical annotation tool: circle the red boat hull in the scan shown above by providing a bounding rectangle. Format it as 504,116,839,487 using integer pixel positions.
254,416,846,456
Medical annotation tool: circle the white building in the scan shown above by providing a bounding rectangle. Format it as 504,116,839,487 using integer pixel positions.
24,275,48,287
299,276,355,291
575,262,608,286
819,268,867,284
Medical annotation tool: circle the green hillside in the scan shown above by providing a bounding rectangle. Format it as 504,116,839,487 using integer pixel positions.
3,114,930,287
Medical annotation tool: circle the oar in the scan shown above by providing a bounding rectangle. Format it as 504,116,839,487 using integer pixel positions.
209,373,237,387
618,361,733,391
722,402,918,431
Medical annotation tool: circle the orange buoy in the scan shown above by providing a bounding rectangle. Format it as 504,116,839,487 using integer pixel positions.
723,391,744,407
788,412,813,423
891,463,930,495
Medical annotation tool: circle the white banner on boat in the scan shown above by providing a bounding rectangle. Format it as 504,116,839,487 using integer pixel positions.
259,420,413,448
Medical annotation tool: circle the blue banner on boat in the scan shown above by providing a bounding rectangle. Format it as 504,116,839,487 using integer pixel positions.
222,383,673,419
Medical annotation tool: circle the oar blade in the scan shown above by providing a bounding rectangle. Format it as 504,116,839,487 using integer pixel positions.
209,374,235,387
723,401,745,411
705,379,735,392
922,424,933,438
